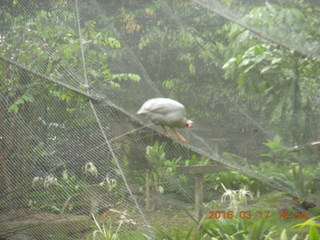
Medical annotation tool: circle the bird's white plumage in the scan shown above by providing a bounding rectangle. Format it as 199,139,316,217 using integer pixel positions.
137,98,187,128
137,98,185,114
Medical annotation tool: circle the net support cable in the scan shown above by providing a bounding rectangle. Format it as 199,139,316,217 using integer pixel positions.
158,0,313,201
192,0,317,58
0,55,102,102
0,49,308,203
0,1,314,233
74,0,155,238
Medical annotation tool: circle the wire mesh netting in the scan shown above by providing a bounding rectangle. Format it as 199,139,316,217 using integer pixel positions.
1,0,320,239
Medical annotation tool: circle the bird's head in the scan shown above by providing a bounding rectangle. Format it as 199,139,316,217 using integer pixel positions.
185,119,194,128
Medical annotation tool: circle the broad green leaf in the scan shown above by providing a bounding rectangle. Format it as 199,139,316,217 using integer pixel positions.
222,57,237,69
8,104,19,113
158,185,164,194
240,58,251,67
260,65,272,74
293,216,320,228
309,226,319,240
163,79,175,89
271,101,283,122
280,229,287,240
271,57,282,65
22,94,35,102
189,63,195,75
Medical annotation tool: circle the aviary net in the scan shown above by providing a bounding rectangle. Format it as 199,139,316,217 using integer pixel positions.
1,0,319,239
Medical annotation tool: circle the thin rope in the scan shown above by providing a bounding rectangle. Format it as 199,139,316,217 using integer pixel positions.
74,0,154,237
75,1,89,87
191,0,317,58
0,55,102,102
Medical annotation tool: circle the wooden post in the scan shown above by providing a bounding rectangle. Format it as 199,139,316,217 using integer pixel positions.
210,138,226,154
176,165,225,221
145,169,151,211
195,173,204,220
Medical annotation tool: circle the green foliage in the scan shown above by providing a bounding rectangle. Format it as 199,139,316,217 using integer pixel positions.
90,212,144,240
29,167,122,215
184,154,211,166
211,142,319,198
220,184,254,213
308,226,320,240
261,135,293,164
293,216,320,230
163,157,182,173
207,168,259,193
279,216,320,240
155,214,320,240
223,4,320,143
29,169,86,214
279,229,300,240
91,214,123,240
146,141,167,171
145,141,167,194
1,2,141,115
8,93,35,112
0,1,144,215
201,217,275,240
207,153,269,195
1,1,320,239
155,227,196,240
112,73,141,82
30,142,49,164
259,136,318,197
226,4,318,56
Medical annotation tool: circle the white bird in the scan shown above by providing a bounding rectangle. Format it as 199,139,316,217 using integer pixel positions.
137,98,193,142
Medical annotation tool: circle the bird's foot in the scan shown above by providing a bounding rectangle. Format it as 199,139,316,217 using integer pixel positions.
161,126,171,138
176,134,188,143
161,131,172,138
172,129,188,142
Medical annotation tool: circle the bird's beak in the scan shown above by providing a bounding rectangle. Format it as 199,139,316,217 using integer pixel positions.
187,125,194,128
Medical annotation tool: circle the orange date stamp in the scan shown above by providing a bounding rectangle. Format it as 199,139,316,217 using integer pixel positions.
208,210,308,219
